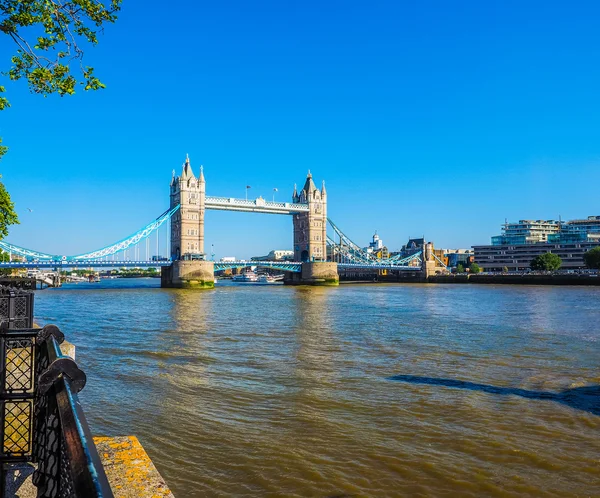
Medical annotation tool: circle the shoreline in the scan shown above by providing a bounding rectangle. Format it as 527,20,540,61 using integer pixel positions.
338,274,600,286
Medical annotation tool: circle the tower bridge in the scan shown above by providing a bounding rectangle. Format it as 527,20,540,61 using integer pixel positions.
163,156,335,287
0,156,445,285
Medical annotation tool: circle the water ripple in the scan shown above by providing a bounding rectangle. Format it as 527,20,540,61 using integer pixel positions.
33,280,600,497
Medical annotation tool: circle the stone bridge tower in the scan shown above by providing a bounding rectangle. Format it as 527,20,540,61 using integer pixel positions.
169,155,205,260
163,156,213,289
292,172,327,262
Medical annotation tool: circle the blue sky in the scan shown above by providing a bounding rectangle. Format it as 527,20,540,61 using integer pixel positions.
1,1,600,259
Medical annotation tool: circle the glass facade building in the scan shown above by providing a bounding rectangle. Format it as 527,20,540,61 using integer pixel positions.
474,216,600,271
491,220,560,246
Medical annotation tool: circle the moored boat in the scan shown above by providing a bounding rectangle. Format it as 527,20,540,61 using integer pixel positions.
256,274,284,284
232,270,259,282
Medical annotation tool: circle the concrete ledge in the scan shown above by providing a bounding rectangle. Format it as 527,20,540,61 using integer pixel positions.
60,340,76,359
94,436,174,498
4,436,173,498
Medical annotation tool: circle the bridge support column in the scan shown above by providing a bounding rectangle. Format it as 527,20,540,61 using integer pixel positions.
422,260,436,280
285,262,339,286
161,261,214,289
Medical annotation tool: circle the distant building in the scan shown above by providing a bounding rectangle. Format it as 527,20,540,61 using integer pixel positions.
364,232,389,259
251,250,294,261
474,215,600,271
220,256,236,262
548,216,600,244
443,249,474,269
404,238,425,253
491,219,560,245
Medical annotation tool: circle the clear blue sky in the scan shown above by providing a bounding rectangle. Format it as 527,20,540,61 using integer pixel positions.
1,1,600,259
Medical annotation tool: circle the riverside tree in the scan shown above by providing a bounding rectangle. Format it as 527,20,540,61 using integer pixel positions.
0,0,122,158
0,176,18,238
583,246,600,269
530,252,562,271
469,263,481,273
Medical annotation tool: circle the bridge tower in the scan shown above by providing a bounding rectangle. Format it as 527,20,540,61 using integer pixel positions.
162,156,214,289
169,155,205,260
288,172,338,285
292,171,328,262
422,241,437,280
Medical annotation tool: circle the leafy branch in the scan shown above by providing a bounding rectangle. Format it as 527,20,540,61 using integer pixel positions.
1,0,121,96
0,1,122,158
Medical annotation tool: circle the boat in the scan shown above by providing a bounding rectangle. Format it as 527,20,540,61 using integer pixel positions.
232,270,259,282
256,274,284,284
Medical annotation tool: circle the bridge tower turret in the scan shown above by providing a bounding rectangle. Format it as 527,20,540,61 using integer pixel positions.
292,171,328,262
169,155,206,260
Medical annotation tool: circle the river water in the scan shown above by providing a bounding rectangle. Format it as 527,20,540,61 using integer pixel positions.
34,280,600,497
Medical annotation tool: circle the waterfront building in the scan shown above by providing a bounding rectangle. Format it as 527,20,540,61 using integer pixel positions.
389,238,424,260
251,250,294,261
491,219,560,245
474,215,600,271
389,238,446,267
548,216,600,243
444,249,474,269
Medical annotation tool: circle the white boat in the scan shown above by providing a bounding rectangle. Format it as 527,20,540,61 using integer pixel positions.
232,270,259,282
256,274,284,284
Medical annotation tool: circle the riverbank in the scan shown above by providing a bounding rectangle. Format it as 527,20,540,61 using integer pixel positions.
337,273,600,286
428,273,600,285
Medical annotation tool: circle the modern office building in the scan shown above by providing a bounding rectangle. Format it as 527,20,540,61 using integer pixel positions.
548,216,600,243
444,249,474,269
474,216,600,271
491,219,560,245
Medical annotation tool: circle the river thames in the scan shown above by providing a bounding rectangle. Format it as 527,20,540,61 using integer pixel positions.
34,280,599,497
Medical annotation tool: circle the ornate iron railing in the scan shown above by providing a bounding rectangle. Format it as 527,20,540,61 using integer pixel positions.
0,287,34,330
0,321,113,497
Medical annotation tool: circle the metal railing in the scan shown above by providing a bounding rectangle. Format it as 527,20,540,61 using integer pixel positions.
0,287,34,330
0,319,113,496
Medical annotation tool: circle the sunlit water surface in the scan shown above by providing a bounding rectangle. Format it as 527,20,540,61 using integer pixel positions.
34,279,600,497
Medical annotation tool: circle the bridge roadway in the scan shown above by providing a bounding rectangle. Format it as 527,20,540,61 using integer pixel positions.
0,260,173,269
205,196,309,215
0,260,422,272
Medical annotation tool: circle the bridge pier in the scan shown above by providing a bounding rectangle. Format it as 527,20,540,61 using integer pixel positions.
285,262,339,286
161,261,215,289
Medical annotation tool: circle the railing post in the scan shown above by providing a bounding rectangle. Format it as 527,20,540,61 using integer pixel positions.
32,326,113,498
